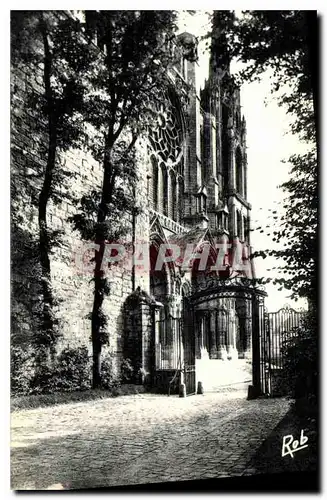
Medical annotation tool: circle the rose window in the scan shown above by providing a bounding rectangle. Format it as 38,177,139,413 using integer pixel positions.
147,89,184,168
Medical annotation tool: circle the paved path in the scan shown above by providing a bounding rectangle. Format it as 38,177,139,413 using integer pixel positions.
11,390,291,490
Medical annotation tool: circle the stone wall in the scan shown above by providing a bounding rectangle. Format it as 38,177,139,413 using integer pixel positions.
10,16,151,380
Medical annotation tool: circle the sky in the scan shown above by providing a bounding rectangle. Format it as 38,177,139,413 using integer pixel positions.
178,11,308,312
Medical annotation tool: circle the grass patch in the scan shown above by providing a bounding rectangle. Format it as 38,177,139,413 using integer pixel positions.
11,384,146,412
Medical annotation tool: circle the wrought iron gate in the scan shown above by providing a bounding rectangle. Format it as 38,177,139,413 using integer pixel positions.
155,312,182,371
261,305,305,396
182,297,196,395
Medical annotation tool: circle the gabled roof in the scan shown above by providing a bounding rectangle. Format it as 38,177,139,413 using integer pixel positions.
168,226,217,260
149,213,168,244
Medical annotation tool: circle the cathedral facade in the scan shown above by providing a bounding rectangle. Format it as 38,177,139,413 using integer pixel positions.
11,13,266,396
123,30,266,395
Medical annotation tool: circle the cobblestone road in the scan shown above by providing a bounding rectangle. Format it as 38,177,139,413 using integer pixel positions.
11,390,291,490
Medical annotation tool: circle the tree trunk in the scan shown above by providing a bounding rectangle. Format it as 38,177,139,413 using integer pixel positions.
38,14,57,350
38,120,57,346
91,150,115,388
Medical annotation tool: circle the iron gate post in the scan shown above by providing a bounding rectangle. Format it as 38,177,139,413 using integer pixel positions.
249,294,262,399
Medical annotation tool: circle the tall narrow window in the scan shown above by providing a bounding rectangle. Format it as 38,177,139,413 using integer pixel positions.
237,211,243,240
235,111,240,130
178,178,184,223
243,216,248,242
149,157,158,210
216,309,228,347
235,147,243,196
169,171,177,220
158,163,168,216
158,164,164,213
163,167,168,216
200,125,205,183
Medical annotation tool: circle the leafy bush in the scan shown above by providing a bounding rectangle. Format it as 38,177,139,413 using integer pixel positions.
282,311,318,410
28,346,91,394
11,346,138,396
101,354,135,388
100,351,120,390
56,346,91,391
11,345,36,395
30,362,59,394
121,358,134,383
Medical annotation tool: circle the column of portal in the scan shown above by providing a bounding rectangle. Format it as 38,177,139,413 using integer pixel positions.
217,310,228,361
209,310,218,359
195,313,202,359
227,309,238,361
244,300,253,360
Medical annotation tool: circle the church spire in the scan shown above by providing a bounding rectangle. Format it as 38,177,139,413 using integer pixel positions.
209,11,235,81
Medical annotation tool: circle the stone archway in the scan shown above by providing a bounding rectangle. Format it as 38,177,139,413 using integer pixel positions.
149,238,182,393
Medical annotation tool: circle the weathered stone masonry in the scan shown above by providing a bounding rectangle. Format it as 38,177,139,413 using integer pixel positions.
11,12,265,392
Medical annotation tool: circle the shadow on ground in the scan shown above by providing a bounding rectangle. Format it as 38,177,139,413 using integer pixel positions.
243,403,319,491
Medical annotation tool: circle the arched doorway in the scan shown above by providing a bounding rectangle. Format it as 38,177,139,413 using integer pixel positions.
149,239,183,393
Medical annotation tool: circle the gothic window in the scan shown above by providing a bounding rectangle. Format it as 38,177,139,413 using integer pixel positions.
201,195,207,213
237,211,243,240
149,156,158,210
158,163,168,215
178,156,184,177
147,88,184,168
200,124,205,182
169,170,177,220
197,195,206,214
244,216,249,242
222,104,230,189
216,212,222,230
235,111,240,129
216,309,228,346
235,147,243,196
223,211,229,231
163,167,168,216
158,164,163,213
178,178,184,223
147,87,185,220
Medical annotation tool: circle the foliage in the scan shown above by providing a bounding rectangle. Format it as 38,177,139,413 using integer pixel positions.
281,309,318,411
11,346,36,395
56,346,91,391
68,10,182,388
210,11,317,140
12,10,186,389
121,358,134,383
11,344,138,396
254,148,317,301
209,11,318,305
100,351,119,390
209,11,318,406
11,11,96,351
30,346,91,394
11,346,92,395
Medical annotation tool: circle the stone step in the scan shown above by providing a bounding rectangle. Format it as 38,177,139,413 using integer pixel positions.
195,359,252,392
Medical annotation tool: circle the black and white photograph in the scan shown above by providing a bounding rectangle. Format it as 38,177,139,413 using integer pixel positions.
9,7,319,492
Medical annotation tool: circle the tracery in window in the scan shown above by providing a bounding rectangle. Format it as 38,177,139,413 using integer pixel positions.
169,171,177,220
235,147,243,196
147,88,185,222
148,88,184,168
148,156,158,210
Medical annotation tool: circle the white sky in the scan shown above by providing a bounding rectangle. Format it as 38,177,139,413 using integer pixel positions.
178,11,308,311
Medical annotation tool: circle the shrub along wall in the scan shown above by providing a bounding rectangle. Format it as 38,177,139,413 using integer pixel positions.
11,12,151,394
11,344,136,396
